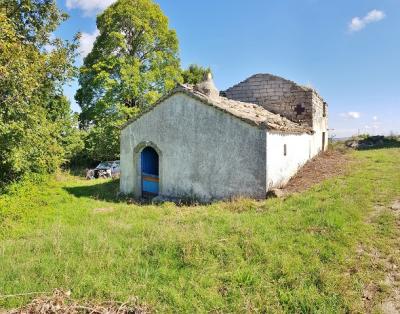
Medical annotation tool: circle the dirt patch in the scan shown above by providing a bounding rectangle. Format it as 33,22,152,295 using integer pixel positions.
361,200,400,314
282,149,350,194
380,200,400,314
391,201,400,212
93,207,115,213
5,289,150,313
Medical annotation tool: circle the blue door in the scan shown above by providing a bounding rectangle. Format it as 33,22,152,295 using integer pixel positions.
141,147,159,197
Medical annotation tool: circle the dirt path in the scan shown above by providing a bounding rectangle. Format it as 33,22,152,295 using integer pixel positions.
282,149,350,194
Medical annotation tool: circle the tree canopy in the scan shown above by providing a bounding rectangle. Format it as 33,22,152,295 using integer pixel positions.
0,1,82,186
75,0,182,161
0,0,213,185
0,0,68,46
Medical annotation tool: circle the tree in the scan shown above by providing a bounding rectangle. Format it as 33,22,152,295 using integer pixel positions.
182,64,211,85
76,0,182,161
0,0,68,46
0,2,81,186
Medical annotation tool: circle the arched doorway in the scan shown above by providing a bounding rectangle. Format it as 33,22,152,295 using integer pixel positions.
141,146,159,198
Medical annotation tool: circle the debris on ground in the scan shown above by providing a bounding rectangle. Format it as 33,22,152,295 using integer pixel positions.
5,289,150,314
85,169,95,180
282,149,350,194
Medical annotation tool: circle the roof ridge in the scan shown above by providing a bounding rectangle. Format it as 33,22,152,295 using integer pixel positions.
122,84,312,134
223,73,312,93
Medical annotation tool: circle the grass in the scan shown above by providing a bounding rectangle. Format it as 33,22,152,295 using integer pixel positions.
0,148,399,313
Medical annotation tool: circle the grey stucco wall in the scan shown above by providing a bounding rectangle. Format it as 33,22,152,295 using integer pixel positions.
120,93,267,202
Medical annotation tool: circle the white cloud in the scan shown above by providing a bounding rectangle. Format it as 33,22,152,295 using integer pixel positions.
365,10,386,23
79,29,100,58
349,17,364,32
349,9,386,32
43,43,56,53
66,0,116,15
373,116,378,121
340,111,361,119
43,33,56,53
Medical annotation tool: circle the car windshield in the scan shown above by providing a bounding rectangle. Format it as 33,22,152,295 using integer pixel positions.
96,162,112,169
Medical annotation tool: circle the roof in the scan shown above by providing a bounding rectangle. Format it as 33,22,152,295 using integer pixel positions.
122,84,312,134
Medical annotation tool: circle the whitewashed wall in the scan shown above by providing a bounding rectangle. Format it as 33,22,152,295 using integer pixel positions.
266,131,325,189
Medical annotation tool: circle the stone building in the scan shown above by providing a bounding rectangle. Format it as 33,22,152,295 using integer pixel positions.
120,73,328,202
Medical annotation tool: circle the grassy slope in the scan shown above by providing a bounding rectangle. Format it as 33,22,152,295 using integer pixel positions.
0,148,399,313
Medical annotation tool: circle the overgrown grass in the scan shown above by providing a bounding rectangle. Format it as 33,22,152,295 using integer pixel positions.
0,148,399,312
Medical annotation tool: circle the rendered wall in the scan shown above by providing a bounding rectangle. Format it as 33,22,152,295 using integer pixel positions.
120,93,267,201
266,131,324,189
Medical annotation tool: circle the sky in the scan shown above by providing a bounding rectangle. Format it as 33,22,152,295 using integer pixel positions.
56,0,400,138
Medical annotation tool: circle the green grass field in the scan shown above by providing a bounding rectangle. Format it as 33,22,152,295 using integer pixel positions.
1,148,399,313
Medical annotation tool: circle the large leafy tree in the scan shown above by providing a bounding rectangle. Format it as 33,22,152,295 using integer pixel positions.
0,2,81,186
76,0,182,160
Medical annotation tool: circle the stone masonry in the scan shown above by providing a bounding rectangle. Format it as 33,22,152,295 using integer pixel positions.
222,73,327,130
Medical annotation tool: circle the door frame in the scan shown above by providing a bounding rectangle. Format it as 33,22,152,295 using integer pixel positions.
140,146,160,198
133,141,163,199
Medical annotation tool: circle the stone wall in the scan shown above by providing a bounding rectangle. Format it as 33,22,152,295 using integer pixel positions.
312,92,328,133
311,91,329,151
222,74,314,127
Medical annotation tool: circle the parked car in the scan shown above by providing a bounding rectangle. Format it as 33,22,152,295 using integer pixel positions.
86,161,120,179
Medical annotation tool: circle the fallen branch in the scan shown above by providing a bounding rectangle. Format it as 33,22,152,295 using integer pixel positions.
5,289,151,314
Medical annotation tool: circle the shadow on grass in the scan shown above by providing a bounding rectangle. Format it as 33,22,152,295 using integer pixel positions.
63,179,204,206
63,179,122,203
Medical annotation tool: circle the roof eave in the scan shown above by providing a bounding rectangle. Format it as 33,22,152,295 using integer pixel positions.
121,84,313,134
121,85,272,131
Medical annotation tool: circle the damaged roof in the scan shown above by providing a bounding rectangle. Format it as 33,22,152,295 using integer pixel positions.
222,73,327,106
122,82,312,134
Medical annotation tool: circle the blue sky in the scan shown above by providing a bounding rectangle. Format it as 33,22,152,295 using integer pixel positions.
57,0,400,137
